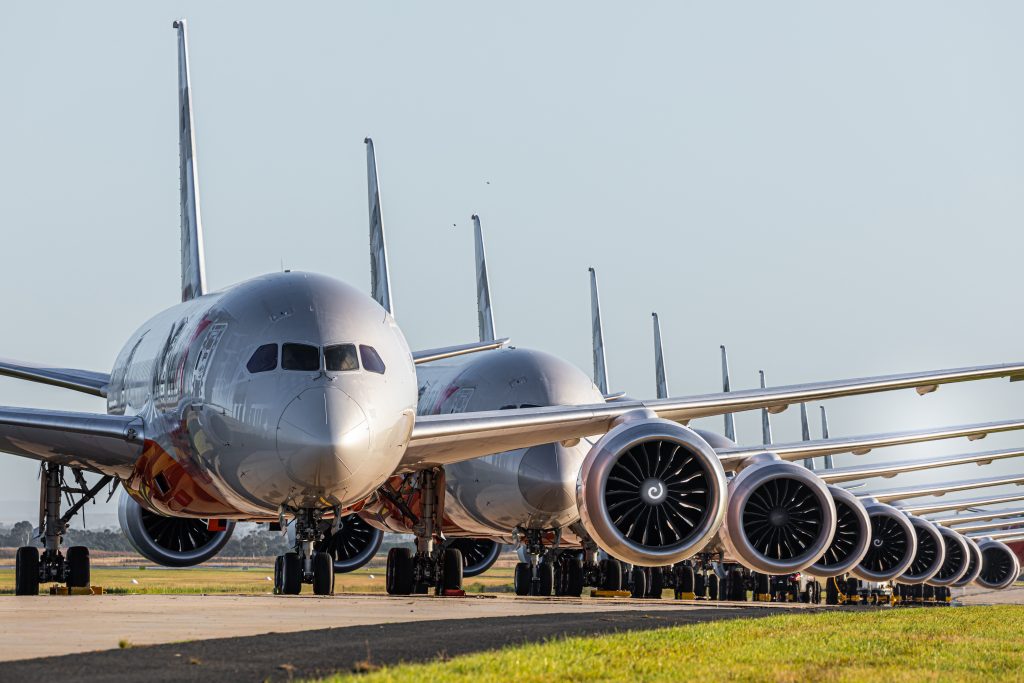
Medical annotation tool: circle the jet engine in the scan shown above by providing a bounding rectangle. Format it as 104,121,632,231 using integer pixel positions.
446,538,503,578
975,538,1022,590
576,414,728,567
805,485,871,578
897,515,945,585
719,456,837,574
951,537,983,588
118,491,235,567
315,514,383,573
926,526,970,587
851,499,917,582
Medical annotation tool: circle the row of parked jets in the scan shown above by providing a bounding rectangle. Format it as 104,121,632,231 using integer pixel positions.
2,20,1022,603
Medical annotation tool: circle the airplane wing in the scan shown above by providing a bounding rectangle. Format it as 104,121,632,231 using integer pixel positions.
816,447,1024,485
0,358,110,397
868,472,1024,504
0,406,144,477
401,361,1024,469
412,338,510,364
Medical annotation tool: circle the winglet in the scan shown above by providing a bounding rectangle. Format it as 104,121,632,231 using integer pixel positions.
174,19,207,302
800,403,815,470
589,268,609,394
365,138,394,315
759,370,772,445
720,345,736,442
472,215,496,342
820,406,834,469
652,312,668,399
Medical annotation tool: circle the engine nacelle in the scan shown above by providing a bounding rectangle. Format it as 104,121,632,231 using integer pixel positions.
898,515,945,585
927,526,970,587
951,536,983,588
577,414,727,567
975,538,1022,590
118,491,235,567
805,485,871,578
851,499,917,582
719,455,837,575
316,514,384,573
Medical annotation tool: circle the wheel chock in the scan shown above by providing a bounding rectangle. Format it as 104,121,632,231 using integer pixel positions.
441,589,466,597
590,589,631,598
49,585,103,596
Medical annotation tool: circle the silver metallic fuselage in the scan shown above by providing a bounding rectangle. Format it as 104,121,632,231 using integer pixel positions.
106,272,417,518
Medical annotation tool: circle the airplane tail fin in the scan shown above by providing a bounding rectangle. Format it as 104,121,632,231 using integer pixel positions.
472,215,496,342
759,370,772,445
364,138,394,315
652,313,669,399
800,403,816,470
589,268,609,395
173,19,207,302
720,345,736,441
820,406,834,469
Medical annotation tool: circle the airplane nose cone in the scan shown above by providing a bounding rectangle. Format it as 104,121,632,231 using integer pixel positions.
276,386,370,493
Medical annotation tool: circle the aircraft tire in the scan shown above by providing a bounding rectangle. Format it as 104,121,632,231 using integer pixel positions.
707,573,719,600
599,559,622,591
312,551,334,596
66,546,90,588
442,548,464,592
629,566,647,599
675,564,695,599
564,556,584,597
273,555,284,595
386,547,414,595
533,562,553,596
514,562,531,596
646,567,664,599
280,552,302,595
15,546,39,596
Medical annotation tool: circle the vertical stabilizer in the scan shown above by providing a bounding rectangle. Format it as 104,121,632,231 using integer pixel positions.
364,138,394,315
759,370,772,446
820,406,834,469
720,345,736,442
472,215,496,342
173,19,207,302
800,403,816,470
589,268,609,394
652,312,669,399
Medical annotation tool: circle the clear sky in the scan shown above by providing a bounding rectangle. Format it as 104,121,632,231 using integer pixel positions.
2,2,1023,525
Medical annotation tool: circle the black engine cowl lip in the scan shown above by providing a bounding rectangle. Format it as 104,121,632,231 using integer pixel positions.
974,538,1022,590
805,485,872,579
926,525,971,588
897,514,947,585
117,489,235,567
719,455,837,575
951,536,983,588
576,413,728,567
850,499,918,582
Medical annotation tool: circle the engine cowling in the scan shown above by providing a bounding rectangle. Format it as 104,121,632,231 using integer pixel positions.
577,414,728,567
898,515,945,585
719,456,837,574
118,491,235,567
951,537,983,588
975,538,1022,590
805,485,872,578
315,514,384,573
927,526,970,587
852,499,917,582
446,538,503,578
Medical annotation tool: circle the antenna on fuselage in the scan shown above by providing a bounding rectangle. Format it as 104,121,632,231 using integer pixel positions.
652,312,669,399
759,370,772,446
472,214,496,343
365,137,394,316
589,268,609,394
800,403,816,470
820,406,835,469
720,345,736,442
173,19,207,303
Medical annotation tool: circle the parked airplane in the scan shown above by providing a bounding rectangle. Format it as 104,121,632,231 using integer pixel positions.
5,20,1024,598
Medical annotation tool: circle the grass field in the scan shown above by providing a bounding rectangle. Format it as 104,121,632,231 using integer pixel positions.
0,565,516,595
311,605,1024,683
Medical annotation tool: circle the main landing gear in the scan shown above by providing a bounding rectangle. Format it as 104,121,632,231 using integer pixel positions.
15,463,114,595
384,469,464,596
274,508,336,596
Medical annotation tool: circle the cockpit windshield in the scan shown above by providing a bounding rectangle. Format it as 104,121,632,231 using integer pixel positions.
282,343,320,371
325,344,359,372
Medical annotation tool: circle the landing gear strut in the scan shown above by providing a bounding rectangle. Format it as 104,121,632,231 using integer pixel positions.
274,508,335,596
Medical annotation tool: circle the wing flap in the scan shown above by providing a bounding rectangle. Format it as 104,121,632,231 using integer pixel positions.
0,407,143,477
412,338,510,365
0,358,110,397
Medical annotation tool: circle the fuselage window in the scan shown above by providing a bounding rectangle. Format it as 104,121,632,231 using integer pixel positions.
282,343,320,371
246,343,278,373
325,344,359,372
360,345,386,374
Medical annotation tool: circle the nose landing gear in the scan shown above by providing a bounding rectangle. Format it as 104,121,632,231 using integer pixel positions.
273,508,336,596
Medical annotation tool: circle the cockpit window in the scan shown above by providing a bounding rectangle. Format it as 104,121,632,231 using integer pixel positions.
246,344,278,373
360,345,386,374
282,343,320,371
325,344,359,372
